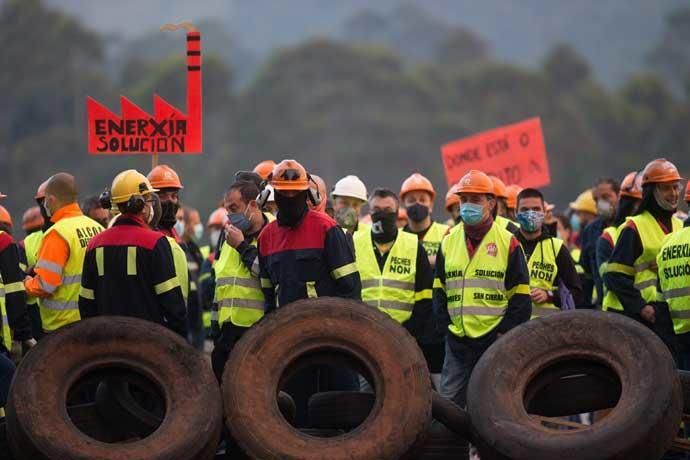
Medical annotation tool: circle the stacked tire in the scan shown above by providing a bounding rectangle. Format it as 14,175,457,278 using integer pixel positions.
6,317,222,460
467,310,682,460
222,297,432,460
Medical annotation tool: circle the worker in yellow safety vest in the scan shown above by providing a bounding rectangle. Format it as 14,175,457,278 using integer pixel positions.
434,170,531,407
24,173,103,333
353,188,441,388
210,179,271,381
400,173,449,267
657,224,690,369
444,183,461,228
513,188,584,317
606,159,684,354
598,171,643,313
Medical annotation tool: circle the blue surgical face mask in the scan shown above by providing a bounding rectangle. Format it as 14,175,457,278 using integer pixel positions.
570,214,581,233
193,223,203,242
228,207,252,233
460,203,485,226
516,210,545,233
174,219,185,236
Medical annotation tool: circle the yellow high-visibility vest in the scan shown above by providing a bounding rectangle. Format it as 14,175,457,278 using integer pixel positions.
39,216,102,331
657,227,690,334
354,230,427,324
525,237,564,318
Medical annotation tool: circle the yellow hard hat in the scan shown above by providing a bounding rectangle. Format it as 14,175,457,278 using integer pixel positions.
111,170,159,204
569,190,597,215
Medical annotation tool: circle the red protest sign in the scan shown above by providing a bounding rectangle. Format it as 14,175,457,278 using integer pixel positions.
440,117,550,188
87,24,202,155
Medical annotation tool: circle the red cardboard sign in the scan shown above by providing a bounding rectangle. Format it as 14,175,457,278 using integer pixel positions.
440,117,550,188
87,28,202,154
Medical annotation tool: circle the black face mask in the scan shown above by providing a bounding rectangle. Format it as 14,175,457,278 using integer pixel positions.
371,211,398,243
159,200,179,229
276,191,308,228
407,203,429,223
543,221,558,236
37,199,52,231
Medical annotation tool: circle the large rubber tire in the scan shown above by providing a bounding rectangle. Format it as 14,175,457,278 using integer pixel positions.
413,420,469,459
6,316,223,460
431,392,473,442
307,391,375,429
467,310,682,460
222,297,431,460
678,370,690,414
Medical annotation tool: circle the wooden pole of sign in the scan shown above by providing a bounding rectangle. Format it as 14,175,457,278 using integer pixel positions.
152,152,159,169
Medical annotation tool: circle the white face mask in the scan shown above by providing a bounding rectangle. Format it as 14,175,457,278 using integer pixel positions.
174,219,185,236
210,229,221,249
193,223,203,242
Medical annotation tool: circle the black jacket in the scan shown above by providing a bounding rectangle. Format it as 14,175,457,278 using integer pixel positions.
258,210,361,311
79,216,187,336
0,232,31,341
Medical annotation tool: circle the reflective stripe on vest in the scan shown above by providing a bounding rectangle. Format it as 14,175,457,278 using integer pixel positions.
601,225,625,312
526,237,563,318
631,211,682,305
0,235,12,349
441,221,513,339
166,237,189,302
571,248,584,275
419,222,449,259
213,239,264,328
657,227,690,334
39,215,102,331
354,229,418,324
23,230,44,307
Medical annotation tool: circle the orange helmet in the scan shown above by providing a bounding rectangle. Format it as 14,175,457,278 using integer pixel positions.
269,159,310,191
506,184,523,210
35,179,49,200
147,164,184,189
641,158,682,186
253,160,276,180
445,184,460,211
456,170,495,195
0,205,11,226
207,207,227,227
400,173,435,201
22,206,43,231
488,176,508,200
685,180,690,202
620,171,643,199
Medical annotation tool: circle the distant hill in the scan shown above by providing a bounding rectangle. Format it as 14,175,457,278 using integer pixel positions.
45,0,685,87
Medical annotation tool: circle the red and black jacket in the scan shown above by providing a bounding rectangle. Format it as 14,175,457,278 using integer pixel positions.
0,232,31,342
79,216,187,336
258,210,361,311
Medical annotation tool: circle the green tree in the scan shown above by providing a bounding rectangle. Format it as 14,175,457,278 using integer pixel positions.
542,43,591,92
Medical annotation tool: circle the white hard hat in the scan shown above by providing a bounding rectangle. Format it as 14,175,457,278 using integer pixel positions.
266,184,275,203
332,175,367,202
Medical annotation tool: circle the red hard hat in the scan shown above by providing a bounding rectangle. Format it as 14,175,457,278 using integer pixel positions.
685,180,690,202
147,164,184,189
641,158,682,185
